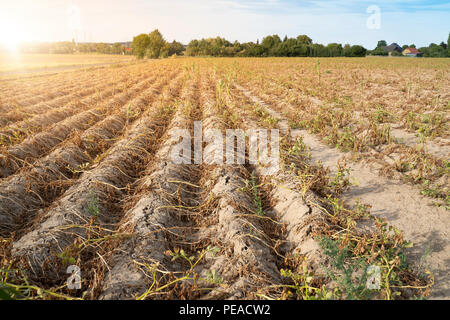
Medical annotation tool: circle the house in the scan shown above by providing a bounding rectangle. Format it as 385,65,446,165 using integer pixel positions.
402,47,423,57
381,43,403,56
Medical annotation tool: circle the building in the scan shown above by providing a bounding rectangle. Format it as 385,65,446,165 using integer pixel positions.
402,47,423,57
381,43,403,56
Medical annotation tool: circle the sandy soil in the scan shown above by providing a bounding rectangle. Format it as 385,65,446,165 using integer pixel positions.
238,84,450,299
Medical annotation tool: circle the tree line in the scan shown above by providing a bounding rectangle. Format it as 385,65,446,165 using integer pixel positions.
18,41,133,55
185,35,367,57
132,30,367,58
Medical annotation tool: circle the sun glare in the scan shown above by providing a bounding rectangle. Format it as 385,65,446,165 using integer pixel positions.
0,18,30,53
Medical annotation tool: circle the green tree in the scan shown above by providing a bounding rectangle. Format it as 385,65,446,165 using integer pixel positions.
343,44,352,57
159,42,170,58
132,33,150,58
326,43,343,57
370,40,388,55
447,33,450,56
376,40,387,48
297,35,313,45
371,47,388,56
146,29,167,58
350,45,367,57
261,35,281,55
169,40,185,56
427,43,447,57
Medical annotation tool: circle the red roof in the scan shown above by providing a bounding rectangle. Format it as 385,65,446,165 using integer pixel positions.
404,47,420,54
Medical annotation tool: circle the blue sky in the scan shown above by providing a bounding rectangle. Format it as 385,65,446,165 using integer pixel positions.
0,0,449,49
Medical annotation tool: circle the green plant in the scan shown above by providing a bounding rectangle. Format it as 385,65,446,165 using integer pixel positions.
372,105,392,124
248,172,265,216
57,250,76,267
205,269,224,285
329,161,351,195
280,262,335,300
85,190,100,217
318,236,372,300
0,266,79,300
316,59,321,84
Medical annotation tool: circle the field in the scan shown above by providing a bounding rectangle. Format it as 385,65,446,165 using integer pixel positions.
0,57,448,300
0,53,134,75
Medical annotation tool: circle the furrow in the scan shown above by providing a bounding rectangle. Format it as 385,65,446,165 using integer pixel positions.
191,77,281,299
230,79,449,299
0,72,183,237
0,72,99,112
0,69,151,137
10,70,184,282
0,63,144,109
0,72,159,178
100,75,198,300
0,79,123,127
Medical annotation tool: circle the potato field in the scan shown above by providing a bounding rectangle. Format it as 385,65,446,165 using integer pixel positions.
0,57,448,300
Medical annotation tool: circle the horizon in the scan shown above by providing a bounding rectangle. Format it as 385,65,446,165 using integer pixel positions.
0,0,449,51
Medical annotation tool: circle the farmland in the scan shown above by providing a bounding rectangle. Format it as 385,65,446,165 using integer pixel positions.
0,53,134,75
0,57,448,300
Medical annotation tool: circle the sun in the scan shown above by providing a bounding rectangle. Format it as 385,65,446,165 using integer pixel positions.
0,34,21,53
0,19,30,53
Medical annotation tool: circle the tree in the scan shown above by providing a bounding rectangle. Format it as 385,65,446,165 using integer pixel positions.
447,33,450,56
350,45,367,57
427,43,447,57
132,33,150,58
326,43,343,57
96,43,110,54
147,29,167,58
343,44,352,57
283,38,300,56
371,47,388,56
261,35,281,55
169,40,185,56
310,43,327,57
370,40,388,55
111,43,124,55
159,42,170,58
186,40,199,56
185,37,236,57
376,40,387,48
297,35,312,45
